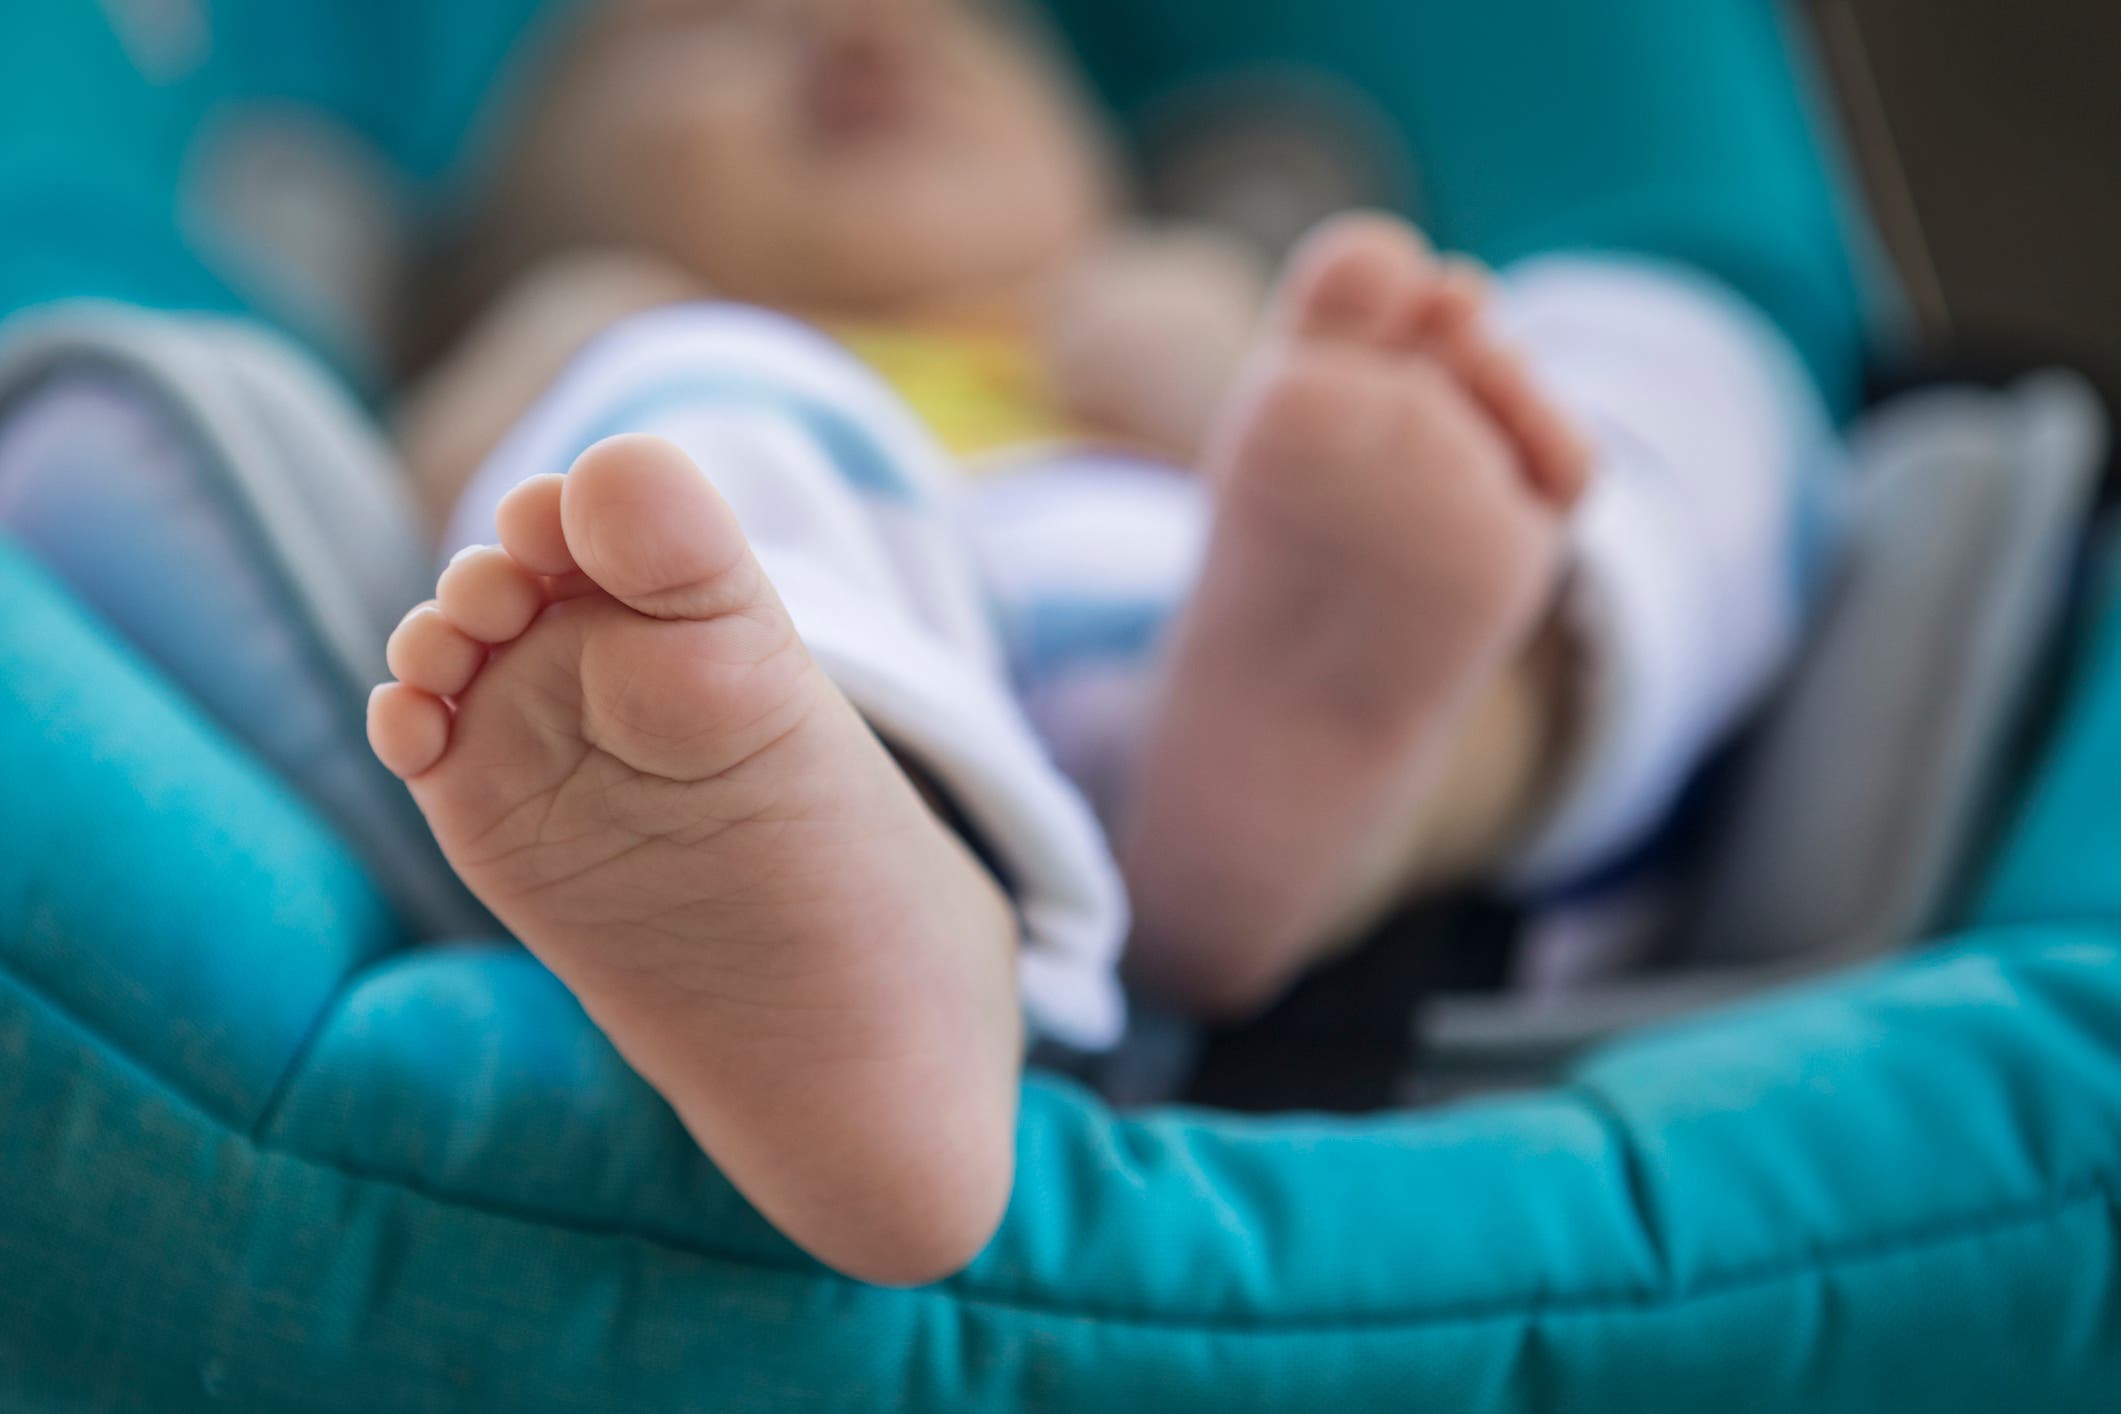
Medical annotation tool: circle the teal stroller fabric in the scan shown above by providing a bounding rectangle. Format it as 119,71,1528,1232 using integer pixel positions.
0,0,555,380
3,541,2119,1408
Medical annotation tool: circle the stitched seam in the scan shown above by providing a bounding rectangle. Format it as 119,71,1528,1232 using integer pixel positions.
5,960,2117,1335
248,954,387,1142
1568,1082,1672,1284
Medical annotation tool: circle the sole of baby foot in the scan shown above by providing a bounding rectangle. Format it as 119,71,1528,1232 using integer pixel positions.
1120,214,1578,1019
370,434,1024,1286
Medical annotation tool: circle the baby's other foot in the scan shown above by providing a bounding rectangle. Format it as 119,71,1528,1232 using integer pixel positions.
370,435,1021,1286
1122,214,1587,1017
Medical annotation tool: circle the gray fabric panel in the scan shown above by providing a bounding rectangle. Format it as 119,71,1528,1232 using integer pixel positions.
1681,372,2103,963
0,302,490,940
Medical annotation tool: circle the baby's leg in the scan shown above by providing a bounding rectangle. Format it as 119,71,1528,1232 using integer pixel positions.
370,437,1021,1286
1120,216,1590,1017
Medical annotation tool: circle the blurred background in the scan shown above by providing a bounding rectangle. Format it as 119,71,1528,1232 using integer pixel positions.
3,0,2111,424
1815,0,2121,414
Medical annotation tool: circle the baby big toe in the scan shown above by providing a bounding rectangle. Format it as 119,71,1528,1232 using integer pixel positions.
559,435,761,622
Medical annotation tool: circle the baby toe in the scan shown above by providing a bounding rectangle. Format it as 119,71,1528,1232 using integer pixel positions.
1400,257,1491,351
387,603,487,698
436,545,547,644
1522,404,1597,508
1276,213,1435,344
1460,343,1594,508
495,473,578,576
368,682,453,779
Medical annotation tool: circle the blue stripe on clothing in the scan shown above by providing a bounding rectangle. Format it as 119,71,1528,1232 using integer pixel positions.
572,372,921,502
1004,596,1174,687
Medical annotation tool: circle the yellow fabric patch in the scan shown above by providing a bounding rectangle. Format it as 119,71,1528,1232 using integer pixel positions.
834,322,1079,464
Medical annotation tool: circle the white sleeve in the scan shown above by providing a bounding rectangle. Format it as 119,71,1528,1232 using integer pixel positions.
1493,258,1840,892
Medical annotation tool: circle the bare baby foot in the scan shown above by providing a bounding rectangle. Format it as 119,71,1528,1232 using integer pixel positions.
1120,214,1592,1018
369,435,1021,1285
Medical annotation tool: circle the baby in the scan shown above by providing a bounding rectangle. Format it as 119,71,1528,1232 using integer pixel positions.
372,0,1820,1284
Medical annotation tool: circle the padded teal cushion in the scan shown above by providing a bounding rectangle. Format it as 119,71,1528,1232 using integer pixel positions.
4,534,2119,1407
0,0,1868,409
